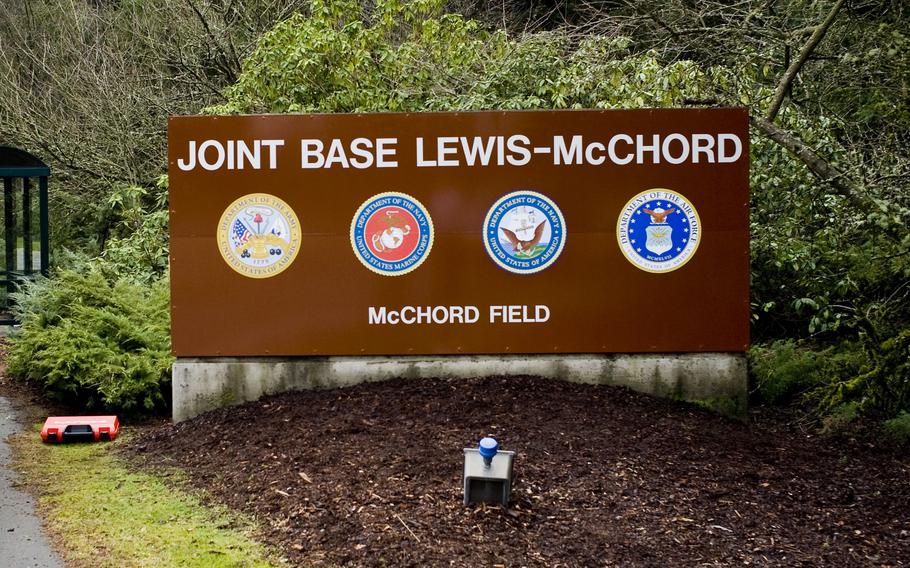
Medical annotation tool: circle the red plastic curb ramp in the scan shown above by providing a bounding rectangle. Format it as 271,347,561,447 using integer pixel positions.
40,416,119,443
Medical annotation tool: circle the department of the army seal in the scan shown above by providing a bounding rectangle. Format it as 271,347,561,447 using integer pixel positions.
216,193,301,278
617,188,701,273
350,192,434,276
483,190,566,274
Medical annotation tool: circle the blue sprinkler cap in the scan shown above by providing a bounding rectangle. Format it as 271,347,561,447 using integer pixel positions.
479,437,499,460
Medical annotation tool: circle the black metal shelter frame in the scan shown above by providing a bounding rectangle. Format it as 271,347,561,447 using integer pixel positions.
0,146,49,325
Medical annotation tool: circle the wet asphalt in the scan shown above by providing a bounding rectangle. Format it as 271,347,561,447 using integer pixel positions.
0,396,63,567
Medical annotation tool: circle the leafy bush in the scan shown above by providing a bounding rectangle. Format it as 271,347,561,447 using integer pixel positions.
751,333,909,429
749,340,868,407
749,341,822,405
211,0,722,115
883,412,910,448
7,182,172,415
820,402,860,436
7,270,172,413
101,181,170,285
811,329,910,418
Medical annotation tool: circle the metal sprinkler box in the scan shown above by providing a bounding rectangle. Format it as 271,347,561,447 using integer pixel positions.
463,438,514,507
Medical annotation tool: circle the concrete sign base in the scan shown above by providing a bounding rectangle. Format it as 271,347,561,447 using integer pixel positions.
172,353,746,422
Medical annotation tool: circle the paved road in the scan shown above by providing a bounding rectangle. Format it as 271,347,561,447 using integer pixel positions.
0,396,63,567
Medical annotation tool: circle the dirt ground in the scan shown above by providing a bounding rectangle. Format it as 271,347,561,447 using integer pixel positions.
133,377,910,567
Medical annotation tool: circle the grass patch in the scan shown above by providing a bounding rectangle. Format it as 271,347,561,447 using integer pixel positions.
11,429,278,568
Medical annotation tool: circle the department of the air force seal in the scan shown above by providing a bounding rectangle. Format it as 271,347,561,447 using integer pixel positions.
484,190,566,274
617,188,701,273
350,192,434,276
216,193,301,278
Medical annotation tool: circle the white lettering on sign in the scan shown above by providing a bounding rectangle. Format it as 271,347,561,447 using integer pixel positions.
368,305,551,325
174,133,743,171
301,138,399,169
489,305,550,323
177,139,285,171
368,305,481,325
416,135,532,167
552,133,741,166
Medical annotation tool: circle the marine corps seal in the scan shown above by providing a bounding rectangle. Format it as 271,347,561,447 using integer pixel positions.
350,191,434,276
617,188,701,273
216,193,301,278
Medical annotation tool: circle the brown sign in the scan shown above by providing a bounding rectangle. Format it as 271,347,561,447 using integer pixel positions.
169,108,749,356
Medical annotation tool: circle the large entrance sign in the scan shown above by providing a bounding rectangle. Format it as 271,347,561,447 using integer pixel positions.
169,108,749,357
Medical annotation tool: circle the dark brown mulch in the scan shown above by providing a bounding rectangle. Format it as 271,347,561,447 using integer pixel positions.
132,377,910,567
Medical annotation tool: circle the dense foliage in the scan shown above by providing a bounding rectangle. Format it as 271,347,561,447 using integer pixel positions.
212,0,722,114
2,0,907,425
7,270,171,413
7,185,171,414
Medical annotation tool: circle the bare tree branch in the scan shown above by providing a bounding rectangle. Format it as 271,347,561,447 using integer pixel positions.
765,0,845,122
750,115,867,208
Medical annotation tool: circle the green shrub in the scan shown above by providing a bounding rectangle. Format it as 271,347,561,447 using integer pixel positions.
100,181,169,285
748,340,822,404
882,412,910,447
211,0,724,116
749,340,869,407
7,181,173,415
7,269,173,414
820,402,860,436
750,335,910,429
811,329,910,418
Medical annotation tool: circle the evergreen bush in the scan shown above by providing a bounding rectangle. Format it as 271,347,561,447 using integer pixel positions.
7,184,172,414
883,412,910,448
8,270,172,413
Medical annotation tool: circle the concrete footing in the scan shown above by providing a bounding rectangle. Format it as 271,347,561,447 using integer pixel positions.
171,353,747,422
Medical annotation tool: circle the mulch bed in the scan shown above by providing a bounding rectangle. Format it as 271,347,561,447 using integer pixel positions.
132,377,910,567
